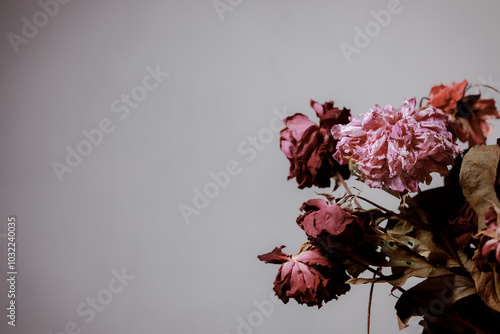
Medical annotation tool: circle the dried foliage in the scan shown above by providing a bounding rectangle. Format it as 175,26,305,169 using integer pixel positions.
259,82,500,333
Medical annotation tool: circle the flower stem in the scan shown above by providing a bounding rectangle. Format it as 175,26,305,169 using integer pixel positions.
355,195,402,218
349,259,486,333
367,270,377,334
335,170,361,208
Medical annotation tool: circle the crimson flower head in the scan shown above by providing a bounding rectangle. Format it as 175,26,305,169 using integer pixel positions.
279,100,351,189
429,80,500,147
332,98,461,193
257,245,350,308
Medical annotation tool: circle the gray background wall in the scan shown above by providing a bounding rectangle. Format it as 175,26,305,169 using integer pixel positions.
1,1,500,333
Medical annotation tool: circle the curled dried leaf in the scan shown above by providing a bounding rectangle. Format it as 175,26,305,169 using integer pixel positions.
395,275,476,330
460,144,500,230
349,235,455,287
470,251,500,312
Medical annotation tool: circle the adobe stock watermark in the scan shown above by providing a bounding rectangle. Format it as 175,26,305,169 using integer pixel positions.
7,0,72,54
339,0,412,64
47,268,134,334
51,64,169,183
223,291,280,334
178,106,290,224
213,0,243,21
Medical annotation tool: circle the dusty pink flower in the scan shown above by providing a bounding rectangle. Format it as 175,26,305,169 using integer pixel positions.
280,100,351,189
257,245,350,308
332,98,461,193
297,199,366,251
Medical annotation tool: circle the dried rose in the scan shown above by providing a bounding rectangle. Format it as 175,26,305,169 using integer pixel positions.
454,97,500,147
279,100,350,189
257,245,350,308
296,199,365,251
429,80,468,113
429,80,500,147
332,98,461,193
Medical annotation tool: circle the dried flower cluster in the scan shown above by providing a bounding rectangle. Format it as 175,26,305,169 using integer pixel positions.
259,81,500,333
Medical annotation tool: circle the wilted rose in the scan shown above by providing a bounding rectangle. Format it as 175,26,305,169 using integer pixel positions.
258,245,350,308
429,80,468,113
429,80,500,147
280,100,351,189
296,198,366,252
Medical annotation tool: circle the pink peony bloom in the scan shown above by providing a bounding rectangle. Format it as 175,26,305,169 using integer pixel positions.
257,245,350,308
332,98,461,193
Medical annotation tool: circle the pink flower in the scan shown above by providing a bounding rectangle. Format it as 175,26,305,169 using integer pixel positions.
332,98,461,193
279,100,351,189
257,245,350,308
297,199,366,251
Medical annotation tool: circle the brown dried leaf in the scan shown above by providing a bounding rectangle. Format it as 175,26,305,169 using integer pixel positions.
382,230,460,267
387,219,414,236
470,251,500,312
395,275,476,330
349,235,455,287
460,144,500,230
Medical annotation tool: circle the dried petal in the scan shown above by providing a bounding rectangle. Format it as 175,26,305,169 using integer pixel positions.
258,246,350,308
280,101,351,189
429,80,468,113
332,98,461,193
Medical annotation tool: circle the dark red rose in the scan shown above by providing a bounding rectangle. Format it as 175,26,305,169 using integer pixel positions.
279,100,351,189
296,199,366,252
258,245,350,308
310,100,351,129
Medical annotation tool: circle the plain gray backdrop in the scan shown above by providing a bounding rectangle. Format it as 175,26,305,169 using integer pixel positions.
1,1,500,333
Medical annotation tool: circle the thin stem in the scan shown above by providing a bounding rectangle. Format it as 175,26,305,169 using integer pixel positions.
348,257,407,295
419,96,429,108
367,270,377,334
348,259,487,334
335,170,362,209
355,195,402,218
